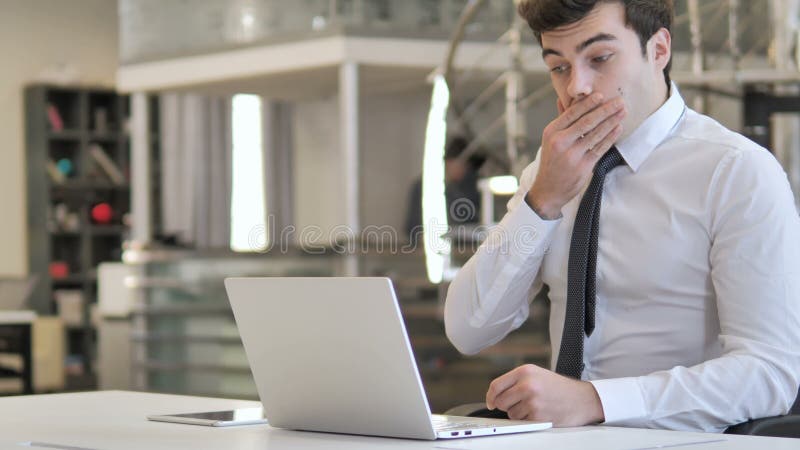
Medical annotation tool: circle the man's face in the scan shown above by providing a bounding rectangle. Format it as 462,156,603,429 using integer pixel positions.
540,2,667,140
445,158,468,184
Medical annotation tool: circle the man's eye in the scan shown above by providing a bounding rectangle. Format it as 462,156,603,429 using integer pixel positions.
593,54,613,63
551,65,568,74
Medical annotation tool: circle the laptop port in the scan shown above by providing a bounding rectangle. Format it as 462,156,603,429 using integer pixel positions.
465,431,472,436
451,432,459,436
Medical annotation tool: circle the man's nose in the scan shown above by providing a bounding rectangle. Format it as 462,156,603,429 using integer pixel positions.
567,66,593,102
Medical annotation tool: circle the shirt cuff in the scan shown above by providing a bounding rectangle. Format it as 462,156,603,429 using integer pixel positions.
590,377,648,425
486,196,561,261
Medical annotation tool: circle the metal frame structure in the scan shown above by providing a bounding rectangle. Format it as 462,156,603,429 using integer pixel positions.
422,0,800,280
435,0,800,171
429,0,800,188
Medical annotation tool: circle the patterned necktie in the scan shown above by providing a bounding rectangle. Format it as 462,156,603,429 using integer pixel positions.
555,146,625,379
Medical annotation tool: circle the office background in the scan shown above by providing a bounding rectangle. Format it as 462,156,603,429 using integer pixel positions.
0,0,799,415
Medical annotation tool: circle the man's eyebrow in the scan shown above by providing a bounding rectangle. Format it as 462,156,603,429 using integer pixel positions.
577,33,617,52
541,33,619,59
541,48,561,59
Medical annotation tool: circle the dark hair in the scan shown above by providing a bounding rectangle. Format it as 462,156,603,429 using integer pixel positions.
444,136,486,170
518,0,674,86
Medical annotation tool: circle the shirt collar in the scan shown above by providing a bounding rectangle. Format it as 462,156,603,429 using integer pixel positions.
615,82,686,172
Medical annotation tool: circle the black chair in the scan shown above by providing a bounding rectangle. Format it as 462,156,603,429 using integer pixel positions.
724,388,800,438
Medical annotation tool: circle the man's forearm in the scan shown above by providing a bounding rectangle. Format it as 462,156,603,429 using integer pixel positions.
590,345,800,432
444,182,560,354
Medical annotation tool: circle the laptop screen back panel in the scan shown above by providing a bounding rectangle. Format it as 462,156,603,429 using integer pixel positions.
226,277,437,440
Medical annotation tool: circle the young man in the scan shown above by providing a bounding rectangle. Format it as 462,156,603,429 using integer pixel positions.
444,0,800,432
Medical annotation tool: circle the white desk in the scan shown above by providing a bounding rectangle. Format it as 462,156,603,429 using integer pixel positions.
0,391,798,450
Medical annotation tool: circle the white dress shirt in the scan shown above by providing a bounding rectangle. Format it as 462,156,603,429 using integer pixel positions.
444,84,800,432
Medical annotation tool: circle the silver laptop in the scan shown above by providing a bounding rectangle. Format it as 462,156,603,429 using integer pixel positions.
224,277,551,440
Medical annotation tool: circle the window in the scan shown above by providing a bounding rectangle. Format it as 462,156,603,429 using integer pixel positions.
230,94,267,252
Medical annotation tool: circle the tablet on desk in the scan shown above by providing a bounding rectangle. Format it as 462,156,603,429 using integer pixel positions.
147,407,267,427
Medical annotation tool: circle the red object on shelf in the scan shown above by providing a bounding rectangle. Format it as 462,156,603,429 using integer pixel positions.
91,203,113,224
49,261,69,279
47,103,64,132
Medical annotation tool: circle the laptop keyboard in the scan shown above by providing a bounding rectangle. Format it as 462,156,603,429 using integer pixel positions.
431,415,492,431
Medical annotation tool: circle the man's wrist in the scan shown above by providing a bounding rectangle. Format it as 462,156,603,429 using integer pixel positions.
582,381,606,424
525,192,562,220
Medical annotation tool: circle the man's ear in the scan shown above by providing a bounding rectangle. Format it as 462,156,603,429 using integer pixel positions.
649,28,671,72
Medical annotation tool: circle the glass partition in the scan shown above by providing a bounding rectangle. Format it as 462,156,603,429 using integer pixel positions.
122,247,548,411
118,0,517,64
127,250,341,398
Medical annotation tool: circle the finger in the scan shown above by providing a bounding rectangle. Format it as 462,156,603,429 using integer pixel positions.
551,93,604,131
486,369,524,410
570,97,625,142
508,401,533,421
582,123,624,167
493,382,529,412
579,108,626,155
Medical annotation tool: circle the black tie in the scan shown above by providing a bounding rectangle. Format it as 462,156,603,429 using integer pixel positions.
555,146,625,379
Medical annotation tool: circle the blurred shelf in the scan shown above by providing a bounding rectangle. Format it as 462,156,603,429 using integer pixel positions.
29,84,156,386
88,132,120,141
51,275,88,285
51,230,81,237
51,271,97,286
89,225,127,236
47,130,82,140
50,181,130,191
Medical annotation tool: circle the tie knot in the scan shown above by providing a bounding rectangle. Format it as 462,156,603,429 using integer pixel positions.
595,146,625,176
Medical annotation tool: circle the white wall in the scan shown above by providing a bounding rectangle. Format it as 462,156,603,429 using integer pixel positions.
292,94,347,242
0,0,119,276
292,87,432,244
360,89,430,233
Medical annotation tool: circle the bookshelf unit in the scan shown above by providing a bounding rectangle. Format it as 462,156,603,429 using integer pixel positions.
25,85,157,387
